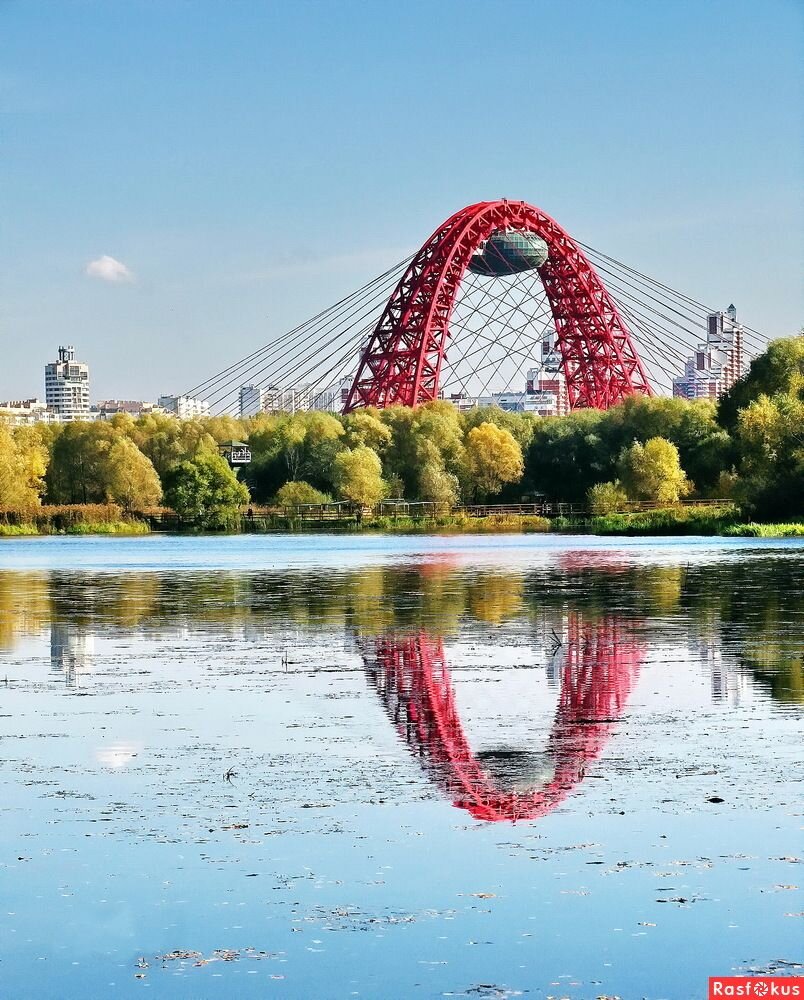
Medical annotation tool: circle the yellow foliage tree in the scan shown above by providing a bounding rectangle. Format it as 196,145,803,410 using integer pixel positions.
0,423,49,507
464,422,524,499
332,446,386,505
105,437,163,510
619,436,691,504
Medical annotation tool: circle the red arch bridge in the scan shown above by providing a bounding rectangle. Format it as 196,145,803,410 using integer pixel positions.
362,615,644,822
188,199,765,414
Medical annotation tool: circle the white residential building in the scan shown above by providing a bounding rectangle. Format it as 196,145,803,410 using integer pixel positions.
445,333,569,418
309,378,351,412
44,346,90,420
93,400,165,419
239,378,350,417
0,398,61,426
673,305,747,401
157,394,210,419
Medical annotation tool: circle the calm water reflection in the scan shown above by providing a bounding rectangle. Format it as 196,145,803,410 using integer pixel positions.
0,535,802,999
365,621,644,821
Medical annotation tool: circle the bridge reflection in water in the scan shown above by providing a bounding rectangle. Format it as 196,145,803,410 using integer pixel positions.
364,616,644,822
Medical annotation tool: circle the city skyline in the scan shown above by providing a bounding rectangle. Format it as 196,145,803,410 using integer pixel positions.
2,0,802,402
1,302,752,425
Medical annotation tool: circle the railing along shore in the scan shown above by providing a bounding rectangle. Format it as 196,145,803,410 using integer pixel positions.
131,497,733,531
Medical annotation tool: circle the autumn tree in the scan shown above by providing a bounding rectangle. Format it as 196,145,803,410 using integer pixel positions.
105,437,162,510
0,423,49,507
618,437,691,504
464,422,524,500
201,415,247,444
341,410,392,453
332,446,387,505
462,406,538,450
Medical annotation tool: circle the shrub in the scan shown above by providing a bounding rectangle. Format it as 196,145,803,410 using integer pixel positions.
275,481,332,506
588,481,628,515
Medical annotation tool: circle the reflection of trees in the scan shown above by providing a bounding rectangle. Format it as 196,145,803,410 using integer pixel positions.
0,572,50,650
466,572,523,625
723,572,804,706
0,555,801,704
363,615,643,821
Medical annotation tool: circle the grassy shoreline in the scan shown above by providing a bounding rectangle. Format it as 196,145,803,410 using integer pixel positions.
0,503,150,537
2,504,803,538
0,520,150,537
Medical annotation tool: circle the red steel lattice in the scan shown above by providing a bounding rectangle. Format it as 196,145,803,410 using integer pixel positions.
343,199,653,412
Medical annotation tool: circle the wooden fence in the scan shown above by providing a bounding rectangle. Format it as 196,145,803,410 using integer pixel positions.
135,497,734,531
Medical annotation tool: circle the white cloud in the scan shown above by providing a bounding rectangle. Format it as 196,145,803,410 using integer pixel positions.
85,255,134,283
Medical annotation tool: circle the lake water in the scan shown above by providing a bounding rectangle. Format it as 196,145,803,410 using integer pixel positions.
0,534,802,999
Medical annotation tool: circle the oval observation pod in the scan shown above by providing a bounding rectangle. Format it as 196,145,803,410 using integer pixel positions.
468,229,549,276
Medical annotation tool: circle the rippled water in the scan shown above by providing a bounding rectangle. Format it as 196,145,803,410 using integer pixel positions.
0,534,802,999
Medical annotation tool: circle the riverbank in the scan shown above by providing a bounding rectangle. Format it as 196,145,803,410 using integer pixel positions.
0,504,150,537
3,502,804,538
0,521,150,536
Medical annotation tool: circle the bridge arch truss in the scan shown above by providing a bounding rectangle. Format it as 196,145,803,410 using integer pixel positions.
344,200,654,412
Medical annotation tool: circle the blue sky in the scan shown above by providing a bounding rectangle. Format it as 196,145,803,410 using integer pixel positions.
2,0,802,401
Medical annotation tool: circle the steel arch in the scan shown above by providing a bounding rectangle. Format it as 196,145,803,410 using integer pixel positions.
343,199,653,412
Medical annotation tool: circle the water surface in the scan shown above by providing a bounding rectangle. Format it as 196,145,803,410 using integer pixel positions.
1,534,801,998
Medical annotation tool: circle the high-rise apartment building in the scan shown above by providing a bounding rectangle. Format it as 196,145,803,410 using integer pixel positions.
44,345,90,420
673,305,747,401
238,384,265,418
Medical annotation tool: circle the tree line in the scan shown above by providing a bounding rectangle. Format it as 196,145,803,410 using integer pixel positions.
1,335,802,525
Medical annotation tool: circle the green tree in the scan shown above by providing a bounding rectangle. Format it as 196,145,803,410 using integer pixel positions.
275,480,332,506
587,480,628,514
733,393,804,517
332,446,387,505
718,334,804,431
524,408,612,502
464,422,524,500
163,452,249,529
417,439,460,507
619,436,691,504
129,414,218,480
381,402,465,500
105,437,162,510
245,411,344,501
605,395,732,495
46,422,117,503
